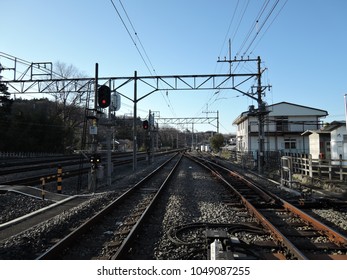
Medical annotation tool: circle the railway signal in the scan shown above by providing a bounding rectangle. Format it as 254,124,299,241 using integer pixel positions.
98,85,111,108
142,120,149,129
90,154,101,169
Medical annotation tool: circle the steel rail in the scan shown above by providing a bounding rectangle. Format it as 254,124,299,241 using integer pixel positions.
189,154,347,259
1,150,179,186
186,154,307,259
111,153,183,259
36,152,180,260
280,199,347,246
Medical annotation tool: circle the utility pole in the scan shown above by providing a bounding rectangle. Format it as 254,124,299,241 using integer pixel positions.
202,104,219,133
191,123,194,150
149,110,155,163
257,56,265,174
133,71,138,171
217,55,270,174
89,63,98,192
106,79,112,187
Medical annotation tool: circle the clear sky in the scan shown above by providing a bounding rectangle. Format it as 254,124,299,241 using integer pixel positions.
1,0,347,134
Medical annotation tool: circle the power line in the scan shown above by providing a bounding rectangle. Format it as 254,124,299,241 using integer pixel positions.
249,0,289,55
231,0,250,44
108,0,177,117
117,0,156,75
231,1,285,77
109,0,153,75
241,0,281,56
216,0,240,64
236,0,271,57
117,0,176,116
208,1,246,123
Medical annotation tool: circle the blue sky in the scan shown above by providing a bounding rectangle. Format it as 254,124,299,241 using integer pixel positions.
1,0,347,134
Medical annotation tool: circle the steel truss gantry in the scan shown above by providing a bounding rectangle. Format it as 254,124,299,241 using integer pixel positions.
0,52,258,99
156,117,217,126
0,52,265,173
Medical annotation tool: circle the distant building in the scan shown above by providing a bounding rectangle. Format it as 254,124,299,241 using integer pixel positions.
302,121,347,162
232,102,328,158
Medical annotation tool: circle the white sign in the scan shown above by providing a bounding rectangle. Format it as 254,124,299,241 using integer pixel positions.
89,125,97,135
111,92,121,111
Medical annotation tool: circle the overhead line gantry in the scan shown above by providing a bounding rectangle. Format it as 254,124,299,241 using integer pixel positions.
0,52,266,173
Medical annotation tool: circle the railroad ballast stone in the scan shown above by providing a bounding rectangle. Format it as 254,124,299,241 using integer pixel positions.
1,153,347,259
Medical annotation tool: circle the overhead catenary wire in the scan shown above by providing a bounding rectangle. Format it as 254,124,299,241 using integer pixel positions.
109,0,177,118
238,0,281,57
236,0,271,58
215,0,241,73
117,0,156,75
203,1,288,134
249,0,289,56
203,0,251,126
109,0,152,76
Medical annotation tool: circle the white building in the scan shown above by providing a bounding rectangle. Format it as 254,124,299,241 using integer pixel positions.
232,102,328,157
302,121,347,162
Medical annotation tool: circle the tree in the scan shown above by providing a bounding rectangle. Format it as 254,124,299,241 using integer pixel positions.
2,99,65,152
158,126,181,149
46,62,87,151
210,133,224,153
0,79,13,150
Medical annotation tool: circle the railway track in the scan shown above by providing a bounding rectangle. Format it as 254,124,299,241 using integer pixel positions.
189,154,347,260
0,150,180,187
36,152,182,260
2,151,347,260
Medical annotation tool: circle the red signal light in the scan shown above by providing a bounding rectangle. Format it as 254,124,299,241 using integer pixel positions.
143,120,149,129
98,85,111,108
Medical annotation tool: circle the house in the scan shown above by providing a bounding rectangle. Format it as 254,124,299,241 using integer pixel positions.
302,121,347,162
232,102,328,158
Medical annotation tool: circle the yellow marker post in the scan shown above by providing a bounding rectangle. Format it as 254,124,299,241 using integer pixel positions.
40,177,45,200
57,165,62,194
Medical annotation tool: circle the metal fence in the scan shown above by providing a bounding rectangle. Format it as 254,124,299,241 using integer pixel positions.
229,150,281,171
0,151,62,158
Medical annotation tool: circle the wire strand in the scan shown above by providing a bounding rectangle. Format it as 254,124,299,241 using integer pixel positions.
109,0,177,118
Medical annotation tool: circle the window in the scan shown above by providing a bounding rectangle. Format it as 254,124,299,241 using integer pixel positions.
275,117,289,132
284,138,296,149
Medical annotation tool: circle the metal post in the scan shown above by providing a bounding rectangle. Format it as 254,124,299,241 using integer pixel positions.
106,79,112,187
133,71,138,171
57,165,62,193
94,63,98,111
191,123,194,150
156,123,159,151
257,56,264,174
149,110,154,163
89,63,98,192
40,177,45,200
